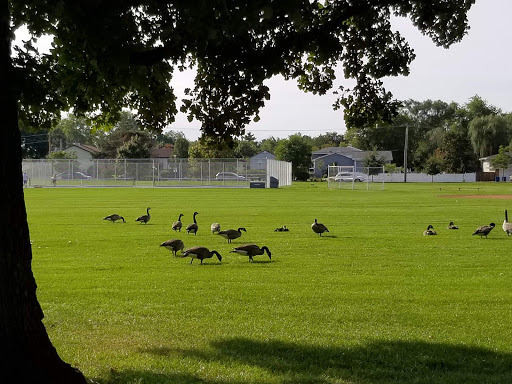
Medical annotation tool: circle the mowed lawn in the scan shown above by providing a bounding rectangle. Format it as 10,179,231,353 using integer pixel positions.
25,182,512,384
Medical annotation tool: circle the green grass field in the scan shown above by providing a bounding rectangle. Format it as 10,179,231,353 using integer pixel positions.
25,182,512,384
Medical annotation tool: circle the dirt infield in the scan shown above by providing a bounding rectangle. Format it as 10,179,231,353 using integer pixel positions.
441,194,512,199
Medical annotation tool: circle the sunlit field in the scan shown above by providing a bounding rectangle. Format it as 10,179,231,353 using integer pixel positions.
25,182,512,384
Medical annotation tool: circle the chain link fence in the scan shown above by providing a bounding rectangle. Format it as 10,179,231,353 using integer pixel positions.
327,165,385,190
22,158,291,188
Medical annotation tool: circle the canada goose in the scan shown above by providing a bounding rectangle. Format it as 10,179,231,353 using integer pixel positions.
423,225,437,235
230,244,271,262
159,239,185,256
472,223,495,238
447,221,459,229
135,207,151,224
211,222,221,234
172,213,184,232
186,212,199,234
103,214,125,223
503,210,512,236
217,227,246,243
311,219,329,236
181,246,222,264
274,226,289,232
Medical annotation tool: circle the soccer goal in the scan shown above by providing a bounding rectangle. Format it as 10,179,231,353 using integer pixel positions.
327,165,385,190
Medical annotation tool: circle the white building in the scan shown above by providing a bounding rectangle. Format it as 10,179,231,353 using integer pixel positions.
479,153,512,181
62,143,101,161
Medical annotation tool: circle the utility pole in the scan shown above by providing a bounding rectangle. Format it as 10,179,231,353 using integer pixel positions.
403,125,408,182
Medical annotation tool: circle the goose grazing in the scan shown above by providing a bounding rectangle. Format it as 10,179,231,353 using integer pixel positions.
135,207,151,224
472,222,495,238
311,219,329,236
217,227,247,243
181,246,222,264
423,225,437,235
103,214,125,223
172,213,184,232
503,210,512,236
186,212,199,234
274,226,289,232
230,244,271,262
211,222,221,234
160,239,185,256
447,221,459,230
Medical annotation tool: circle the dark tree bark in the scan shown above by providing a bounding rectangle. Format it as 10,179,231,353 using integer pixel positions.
0,1,86,382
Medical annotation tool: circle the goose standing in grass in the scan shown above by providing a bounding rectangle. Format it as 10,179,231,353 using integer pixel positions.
211,222,221,234
503,210,512,236
218,227,246,243
230,244,271,262
172,213,184,232
472,223,495,238
135,207,151,224
181,246,222,264
274,226,289,232
311,219,329,236
103,214,125,223
159,239,185,256
186,212,199,234
423,225,437,236
447,221,459,230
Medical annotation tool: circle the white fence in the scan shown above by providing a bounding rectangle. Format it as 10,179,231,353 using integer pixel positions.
386,172,477,183
21,158,292,188
267,159,292,188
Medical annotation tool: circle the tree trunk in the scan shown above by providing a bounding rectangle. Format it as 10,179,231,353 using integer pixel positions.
0,2,86,383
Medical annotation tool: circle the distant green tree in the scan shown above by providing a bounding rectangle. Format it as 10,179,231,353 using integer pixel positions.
260,137,280,154
47,151,78,159
243,132,257,142
156,130,186,146
174,137,190,158
95,112,153,158
469,115,512,158
233,139,259,159
440,123,479,173
50,115,94,149
312,131,345,149
275,134,312,181
116,135,151,159
424,151,444,181
384,163,397,173
463,95,501,121
188,138,233,159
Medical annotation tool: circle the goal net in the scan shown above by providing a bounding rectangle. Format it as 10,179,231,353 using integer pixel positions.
327,165,385,190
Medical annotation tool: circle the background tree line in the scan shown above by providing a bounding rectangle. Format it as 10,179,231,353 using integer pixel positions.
346,95,512,175
25,95,512,180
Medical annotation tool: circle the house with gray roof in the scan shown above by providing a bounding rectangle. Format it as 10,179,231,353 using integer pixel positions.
250,151,276,170
310,146,393,178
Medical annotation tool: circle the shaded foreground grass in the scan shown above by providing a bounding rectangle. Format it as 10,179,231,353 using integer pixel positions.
24,182,512,383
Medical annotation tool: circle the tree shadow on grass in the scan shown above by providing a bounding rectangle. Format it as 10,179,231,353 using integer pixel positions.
140,337,512,384
92,370,241,384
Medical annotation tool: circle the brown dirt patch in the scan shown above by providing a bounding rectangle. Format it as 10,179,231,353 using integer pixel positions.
440,194,512,199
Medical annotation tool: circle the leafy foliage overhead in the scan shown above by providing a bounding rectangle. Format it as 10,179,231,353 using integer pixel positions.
11,1,475,145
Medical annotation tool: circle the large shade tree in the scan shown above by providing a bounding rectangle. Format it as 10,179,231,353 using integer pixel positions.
2,1,475,382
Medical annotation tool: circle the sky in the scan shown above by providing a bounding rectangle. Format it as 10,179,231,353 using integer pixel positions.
167,0,512,141
17,0,512,141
